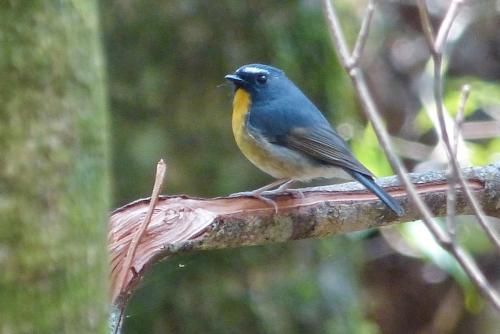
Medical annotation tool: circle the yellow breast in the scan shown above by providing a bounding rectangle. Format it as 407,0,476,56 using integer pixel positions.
232,88,264,162
231,88,252,150
231,88,294,178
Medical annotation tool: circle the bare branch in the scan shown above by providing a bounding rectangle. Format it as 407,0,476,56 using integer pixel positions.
417,2,500,253
112,159,167,302
446,85,470,238
445,178,458,239
452,88,500,252
322,0,352,70
456,160,500,252
350,0,376,68
435,0,464,53
416,0,436,54
323,0,450,243
453,85,469,157
109,164,500,308
451,247,500,309
323,0,500,311
418,0,464,55
418,0,462,164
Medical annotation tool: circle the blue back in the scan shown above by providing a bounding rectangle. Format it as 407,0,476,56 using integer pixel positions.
239,65,332,142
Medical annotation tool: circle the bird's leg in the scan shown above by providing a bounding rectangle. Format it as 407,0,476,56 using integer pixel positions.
261,179,295,195
230,178,291,196
261,180,304,199
229,178,292,213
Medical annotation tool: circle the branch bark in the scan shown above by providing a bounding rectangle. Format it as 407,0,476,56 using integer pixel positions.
109,163,500,307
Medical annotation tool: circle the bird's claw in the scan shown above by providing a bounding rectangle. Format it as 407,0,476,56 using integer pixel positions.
290,189,305,199
261,188,304,199
229,191,279,214
228,191,254,198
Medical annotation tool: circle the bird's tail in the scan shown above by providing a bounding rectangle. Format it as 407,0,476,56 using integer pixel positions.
349,171,404,216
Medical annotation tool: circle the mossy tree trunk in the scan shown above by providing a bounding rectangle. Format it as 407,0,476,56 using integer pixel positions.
0,2,109,333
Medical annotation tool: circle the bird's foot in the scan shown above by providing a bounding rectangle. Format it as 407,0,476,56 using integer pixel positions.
290,189,305,199
261,188,304,199
229,191,279,213
229,191,255,198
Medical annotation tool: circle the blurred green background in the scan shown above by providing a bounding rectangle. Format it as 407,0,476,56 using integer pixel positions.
100,1,500,333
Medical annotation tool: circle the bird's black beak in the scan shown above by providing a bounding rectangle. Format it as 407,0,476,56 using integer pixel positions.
225,74,246,86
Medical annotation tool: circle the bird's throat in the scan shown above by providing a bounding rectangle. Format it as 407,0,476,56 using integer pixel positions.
232,88,252,148
231,87,305,179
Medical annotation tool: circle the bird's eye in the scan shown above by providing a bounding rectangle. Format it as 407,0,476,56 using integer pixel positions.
256,74,267,84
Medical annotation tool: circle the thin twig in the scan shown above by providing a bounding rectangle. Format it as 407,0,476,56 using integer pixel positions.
435,0,464,53
419,0,459,163
323,0,449,243
418,1,500,253
445,175,457,239
416,0,436,55
446,85,470,238
323,0,500,311
453,85,469,158
412,0,500,310
323,0,352,70
112,159,167,333
455,159,500,252
451,247,500,308
350,0,376,68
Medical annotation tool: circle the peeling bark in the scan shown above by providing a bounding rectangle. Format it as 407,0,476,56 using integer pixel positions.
109,163,500,306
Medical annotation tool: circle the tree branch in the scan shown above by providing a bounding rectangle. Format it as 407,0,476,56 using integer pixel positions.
416,0,500,253
434,0,464,54
350,0,375,68
111,159,166,334
323,0,450,242
446,85,470,238
109,163,500,307
323,0,500,311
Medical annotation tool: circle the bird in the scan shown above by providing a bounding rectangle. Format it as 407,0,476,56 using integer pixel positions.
225,64,403,216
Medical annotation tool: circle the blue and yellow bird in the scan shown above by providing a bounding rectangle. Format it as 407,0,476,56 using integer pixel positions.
225,64,403,216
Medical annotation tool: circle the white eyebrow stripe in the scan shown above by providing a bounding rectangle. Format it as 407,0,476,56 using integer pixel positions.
243,67,269,74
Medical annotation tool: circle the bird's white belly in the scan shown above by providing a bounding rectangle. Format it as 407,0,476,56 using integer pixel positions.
250,135,352,182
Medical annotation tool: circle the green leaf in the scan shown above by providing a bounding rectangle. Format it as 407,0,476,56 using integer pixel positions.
351,124,393,176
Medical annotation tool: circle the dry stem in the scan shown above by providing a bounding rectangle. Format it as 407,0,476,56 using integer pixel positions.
323,0,500,311
111,159,167,333
416,0,500,252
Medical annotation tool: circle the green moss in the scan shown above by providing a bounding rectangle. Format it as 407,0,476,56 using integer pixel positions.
0,1,109,333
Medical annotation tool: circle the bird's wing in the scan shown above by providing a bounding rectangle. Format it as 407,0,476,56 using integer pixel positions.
283,126,374,177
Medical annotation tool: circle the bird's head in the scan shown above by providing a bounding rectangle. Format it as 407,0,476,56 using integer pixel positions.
225,64,291,102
